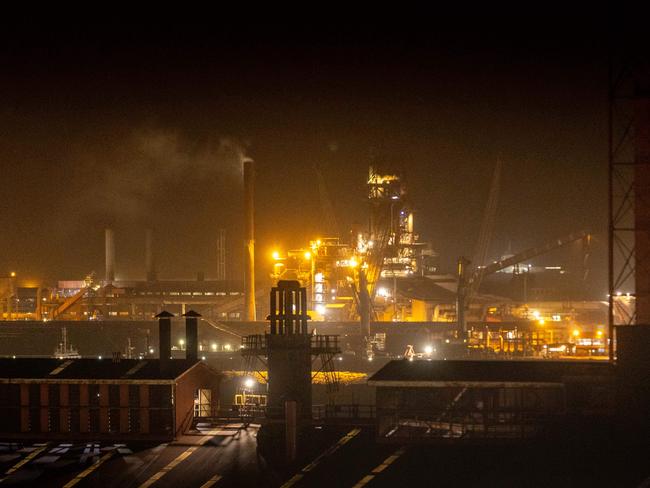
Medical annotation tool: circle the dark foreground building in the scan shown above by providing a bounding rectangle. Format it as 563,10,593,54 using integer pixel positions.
0,357,220,441
369,359,614,443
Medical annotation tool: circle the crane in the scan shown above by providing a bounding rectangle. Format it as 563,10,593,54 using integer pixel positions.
456,231,590,335
471,158,502,293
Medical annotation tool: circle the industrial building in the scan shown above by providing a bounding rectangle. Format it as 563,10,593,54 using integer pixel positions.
0,310,222,441
0,357,220,441
368,359,614,443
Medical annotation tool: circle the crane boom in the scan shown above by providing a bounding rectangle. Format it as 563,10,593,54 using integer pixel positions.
469,230,589,291
458,230,590,335
471,158,502,293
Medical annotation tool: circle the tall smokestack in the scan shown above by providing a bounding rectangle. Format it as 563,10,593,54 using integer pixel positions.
217,228,227,281
145,228,156,282
105,228,115,283
243,158,256,321
155,310,174,366
183,310,201,362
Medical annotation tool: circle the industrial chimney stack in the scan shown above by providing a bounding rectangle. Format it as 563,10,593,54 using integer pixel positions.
105,228,115,283
183,310,201,362
145,228,157,282
243,158,256,321
156,311,174,371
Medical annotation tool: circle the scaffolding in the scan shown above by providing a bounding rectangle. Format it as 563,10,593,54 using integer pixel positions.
608,52,650,359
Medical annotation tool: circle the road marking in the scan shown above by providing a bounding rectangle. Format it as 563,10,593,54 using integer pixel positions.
280,428,361,487
4,444,49,475
138,446,198,488
62,450,115,488
199,474,222,488
351,447,406,488
135,429,219,488
281,473,304,487
352,475,375,487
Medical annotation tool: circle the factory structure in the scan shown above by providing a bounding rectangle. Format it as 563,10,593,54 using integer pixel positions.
0,160,612,360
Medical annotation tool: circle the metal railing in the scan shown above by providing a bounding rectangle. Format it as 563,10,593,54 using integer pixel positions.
377,408,565,441
241,334,341,354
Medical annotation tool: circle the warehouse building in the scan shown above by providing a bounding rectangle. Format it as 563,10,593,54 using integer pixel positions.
0,311,221,441
368,359,614,444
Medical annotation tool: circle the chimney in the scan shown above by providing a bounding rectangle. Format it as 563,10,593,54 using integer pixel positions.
217,228,227,281
156,311,174,366
105,228,115,283
243,158,256,321
145,228,157,282
183,310,201,362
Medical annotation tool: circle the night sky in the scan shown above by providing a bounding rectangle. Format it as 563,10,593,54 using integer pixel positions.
0,15,612,295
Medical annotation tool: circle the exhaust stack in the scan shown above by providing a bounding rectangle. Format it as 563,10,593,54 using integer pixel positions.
105,228,115,283
183,310,201,362
243,158,256,320
217,228,227,281
155,311,174,368
145,228,157,282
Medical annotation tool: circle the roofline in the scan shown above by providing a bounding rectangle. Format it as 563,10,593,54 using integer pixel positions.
173,359,222,382
0,378,175,385
173,360,202,382
368,380,565,388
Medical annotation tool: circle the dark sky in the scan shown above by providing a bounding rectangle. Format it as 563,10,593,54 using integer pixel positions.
0,15,612,294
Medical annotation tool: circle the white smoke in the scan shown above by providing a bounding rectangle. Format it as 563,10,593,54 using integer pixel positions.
69,128,247,221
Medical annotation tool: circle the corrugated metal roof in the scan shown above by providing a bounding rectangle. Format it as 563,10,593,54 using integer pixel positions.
0,358,202,381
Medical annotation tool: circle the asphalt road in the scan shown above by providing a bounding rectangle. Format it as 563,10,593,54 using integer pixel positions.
0,423,269,488
3,426,649,487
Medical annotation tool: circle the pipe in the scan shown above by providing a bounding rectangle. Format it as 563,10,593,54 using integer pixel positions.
105,228,115,283
243,158,256,321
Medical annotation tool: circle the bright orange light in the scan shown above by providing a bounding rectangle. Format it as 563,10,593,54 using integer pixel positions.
538,319,545,325
304,251,311,260
572,329,580,337
10,272,16,278
596,330,603,337
349,258,358,268
272,251,280,260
